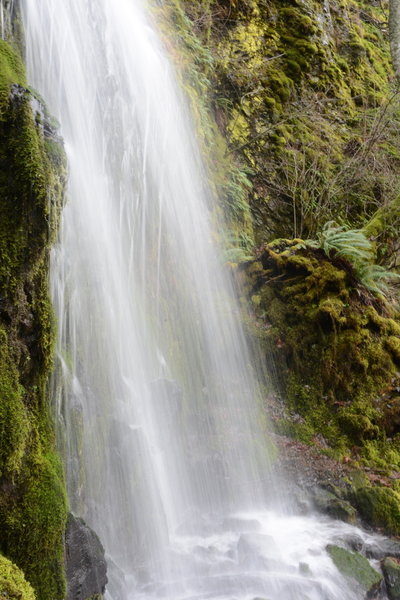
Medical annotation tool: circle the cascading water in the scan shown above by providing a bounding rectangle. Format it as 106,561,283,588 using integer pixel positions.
21,2,388,599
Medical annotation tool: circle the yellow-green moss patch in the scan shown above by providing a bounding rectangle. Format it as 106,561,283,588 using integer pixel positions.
0,554,35,600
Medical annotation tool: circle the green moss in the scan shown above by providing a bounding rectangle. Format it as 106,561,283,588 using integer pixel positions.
0,38,67,600
363,196,400,264
0,39,25,108
313,489,357,523
274,417,317,445
326,544,382,591
0,453,67,600
0,554,35,600
349,486,400,535
246,241,400,465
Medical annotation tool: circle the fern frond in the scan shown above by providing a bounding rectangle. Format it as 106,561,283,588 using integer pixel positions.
304,222,398,298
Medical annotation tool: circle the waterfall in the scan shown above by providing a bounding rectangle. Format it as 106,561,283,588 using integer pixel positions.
22,2,383,599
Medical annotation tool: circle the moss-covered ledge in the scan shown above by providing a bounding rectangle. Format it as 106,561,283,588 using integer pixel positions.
0,38,67,600
240,239,400,467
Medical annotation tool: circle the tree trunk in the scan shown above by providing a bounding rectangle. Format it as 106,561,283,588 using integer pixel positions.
389,0,400,80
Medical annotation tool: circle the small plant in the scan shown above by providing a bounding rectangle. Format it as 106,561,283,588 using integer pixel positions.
221,164,253,220
356,264,400,297
305,221,373,262
303,221,400,297
223,232,254,263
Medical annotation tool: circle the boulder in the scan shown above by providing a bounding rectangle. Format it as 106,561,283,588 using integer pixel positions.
349,486,400,536
237,533,289,572
65,513,108,600
382,557,400,600
326,544,382,597
312,487,357,524
365,539,400,561
339,533,364,553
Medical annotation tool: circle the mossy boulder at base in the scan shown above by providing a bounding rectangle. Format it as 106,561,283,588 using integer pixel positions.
327,544,382,595
0,554,35,600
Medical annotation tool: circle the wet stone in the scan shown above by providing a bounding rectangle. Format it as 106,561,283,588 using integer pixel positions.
222,517,262,532
326,544,382,596
299,562,312,576
365,539,400,561
343,533,364,553
382,557,400,600
312,487,357,523
237,533,291,572
65,513,108,600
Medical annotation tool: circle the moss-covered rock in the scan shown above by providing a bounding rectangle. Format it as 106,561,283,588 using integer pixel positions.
349,486,400,536
312,487,357,524
382,557,400,600
0,37,67,600
0,554,35,600
241,240,400,477
327,544,382,594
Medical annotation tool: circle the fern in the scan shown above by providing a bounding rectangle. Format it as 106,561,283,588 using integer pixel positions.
223,232,254,263
356,264,400,296
307,221,373,263
305,222,399,297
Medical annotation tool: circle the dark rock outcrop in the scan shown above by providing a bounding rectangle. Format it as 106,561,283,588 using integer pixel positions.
65,514,108,600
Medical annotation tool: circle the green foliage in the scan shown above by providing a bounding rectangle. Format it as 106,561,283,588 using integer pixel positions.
221,164,253,220
223,233,254,264
357,263,400,296
306,222,373,262
0,554,35,600
305,222,400,297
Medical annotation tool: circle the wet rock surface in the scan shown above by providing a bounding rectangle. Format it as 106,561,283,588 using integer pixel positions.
366,540,400,561
65,513,108,600
326,544,383,596
312,487,357,524
382,557,400,600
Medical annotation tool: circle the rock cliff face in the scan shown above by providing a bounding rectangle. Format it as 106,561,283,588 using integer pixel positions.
157,0,400,531
0,10,68,600
159,0,399,259
0,0,400,595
